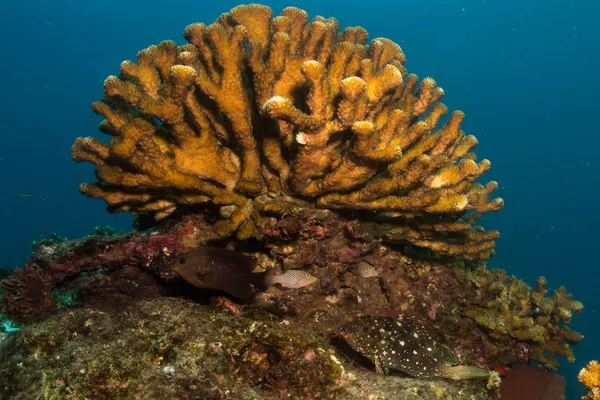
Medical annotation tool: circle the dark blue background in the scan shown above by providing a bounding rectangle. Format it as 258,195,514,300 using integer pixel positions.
1,0,597,397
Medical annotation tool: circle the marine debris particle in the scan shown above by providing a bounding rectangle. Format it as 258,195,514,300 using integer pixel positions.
170,246,316,299
340,316,489,380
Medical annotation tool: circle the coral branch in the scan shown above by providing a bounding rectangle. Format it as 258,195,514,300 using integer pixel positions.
580,360,600,400
73,4,503,259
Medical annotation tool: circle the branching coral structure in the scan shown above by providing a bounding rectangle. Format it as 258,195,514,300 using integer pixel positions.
73,4,503,260
464,270,583,370
579,360,600,400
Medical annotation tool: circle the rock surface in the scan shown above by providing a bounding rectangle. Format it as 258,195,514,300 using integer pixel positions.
0,297,495,399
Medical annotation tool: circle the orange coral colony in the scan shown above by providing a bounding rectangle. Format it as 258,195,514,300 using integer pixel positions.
73,4,503,260
579,360,600,400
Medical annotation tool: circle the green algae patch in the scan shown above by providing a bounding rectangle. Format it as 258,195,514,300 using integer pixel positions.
0,298,346,400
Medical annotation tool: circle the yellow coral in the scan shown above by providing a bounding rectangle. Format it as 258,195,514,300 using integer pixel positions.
73,4,503,259
465,270,584,370
580,360,600,400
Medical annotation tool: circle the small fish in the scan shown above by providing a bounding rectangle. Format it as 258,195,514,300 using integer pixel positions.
269,269,318,289
20,193,34,197
171,246,317,299
41,196,48,201
356,261,379,278
339,316,489,380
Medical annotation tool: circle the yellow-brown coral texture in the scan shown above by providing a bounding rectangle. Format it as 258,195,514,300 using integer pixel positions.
579,360,600,400
73,4,503,259
464,273,583,370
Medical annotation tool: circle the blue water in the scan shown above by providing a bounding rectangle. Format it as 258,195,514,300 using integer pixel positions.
1,0,598,398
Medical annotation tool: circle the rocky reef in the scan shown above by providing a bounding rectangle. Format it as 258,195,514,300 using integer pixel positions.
0,297,495,399
0,3,583,399
0,210,580,398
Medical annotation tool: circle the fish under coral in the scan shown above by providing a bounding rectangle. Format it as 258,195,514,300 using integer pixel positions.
170,245,317,299
340,316,490,380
